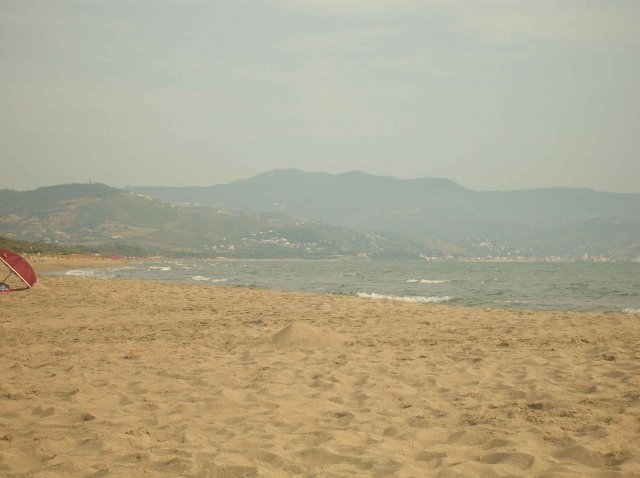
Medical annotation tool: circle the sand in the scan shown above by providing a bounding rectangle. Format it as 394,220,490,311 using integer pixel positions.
0,260,639,477
24,254,140,274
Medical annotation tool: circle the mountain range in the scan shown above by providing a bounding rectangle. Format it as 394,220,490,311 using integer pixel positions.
129,169,640,259
0,182,439,258
1,170,639,259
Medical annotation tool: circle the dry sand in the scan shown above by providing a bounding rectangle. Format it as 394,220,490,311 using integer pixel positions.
0,260,639,477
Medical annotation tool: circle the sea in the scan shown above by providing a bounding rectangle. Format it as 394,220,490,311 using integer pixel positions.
56,259,640,314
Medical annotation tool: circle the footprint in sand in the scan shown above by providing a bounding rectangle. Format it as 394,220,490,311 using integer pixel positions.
554,445,629,468
416,450,447,468
150,457,191,474
327,411,354,427
295,447,373,470
290,431,333,447
479,451,536,470
209,465,258,477
31,406,55,417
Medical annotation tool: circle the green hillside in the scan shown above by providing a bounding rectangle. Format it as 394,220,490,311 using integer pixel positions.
0,236,77,255
0,183,445,258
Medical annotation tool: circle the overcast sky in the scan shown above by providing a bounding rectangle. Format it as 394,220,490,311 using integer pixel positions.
1,0,639,192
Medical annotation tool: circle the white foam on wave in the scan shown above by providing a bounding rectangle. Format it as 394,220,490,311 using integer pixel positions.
148,266,171,271
64,269,97,277
108,265,136,272
191,276,228,283
406,279,450,284
622,308,640,315
357,292,452,304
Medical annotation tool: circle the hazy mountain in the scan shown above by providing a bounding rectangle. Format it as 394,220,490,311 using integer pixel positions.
0,183,451,258
129,169,640,258
3,173,638,260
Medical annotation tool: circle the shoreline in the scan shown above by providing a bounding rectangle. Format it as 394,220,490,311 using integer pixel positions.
40,267,640,316
34,272,640,319
27,254,147,274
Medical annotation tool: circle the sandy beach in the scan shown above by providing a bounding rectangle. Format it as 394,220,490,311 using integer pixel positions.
1,260,639,477
23,255,141,274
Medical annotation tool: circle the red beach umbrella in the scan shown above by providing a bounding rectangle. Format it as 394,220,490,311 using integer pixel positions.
0,248,38,291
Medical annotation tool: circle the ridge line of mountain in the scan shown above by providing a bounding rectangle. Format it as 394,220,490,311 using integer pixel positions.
2,170,639,259
126,169,639,195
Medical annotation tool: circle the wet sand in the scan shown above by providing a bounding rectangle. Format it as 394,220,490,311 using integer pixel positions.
0,260,639,477
27,254,140,274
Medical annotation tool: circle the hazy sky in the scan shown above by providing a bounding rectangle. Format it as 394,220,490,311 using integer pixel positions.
1,0,639,193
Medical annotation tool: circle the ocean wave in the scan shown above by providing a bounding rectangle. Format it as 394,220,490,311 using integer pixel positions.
191,276,228,283
64,269,97,277
356,292,452,304
148,266,171,271
622,308,640,315
107,265,136,272
405,279,450,284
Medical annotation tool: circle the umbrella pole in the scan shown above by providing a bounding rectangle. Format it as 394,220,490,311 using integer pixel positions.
2,270,11,283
